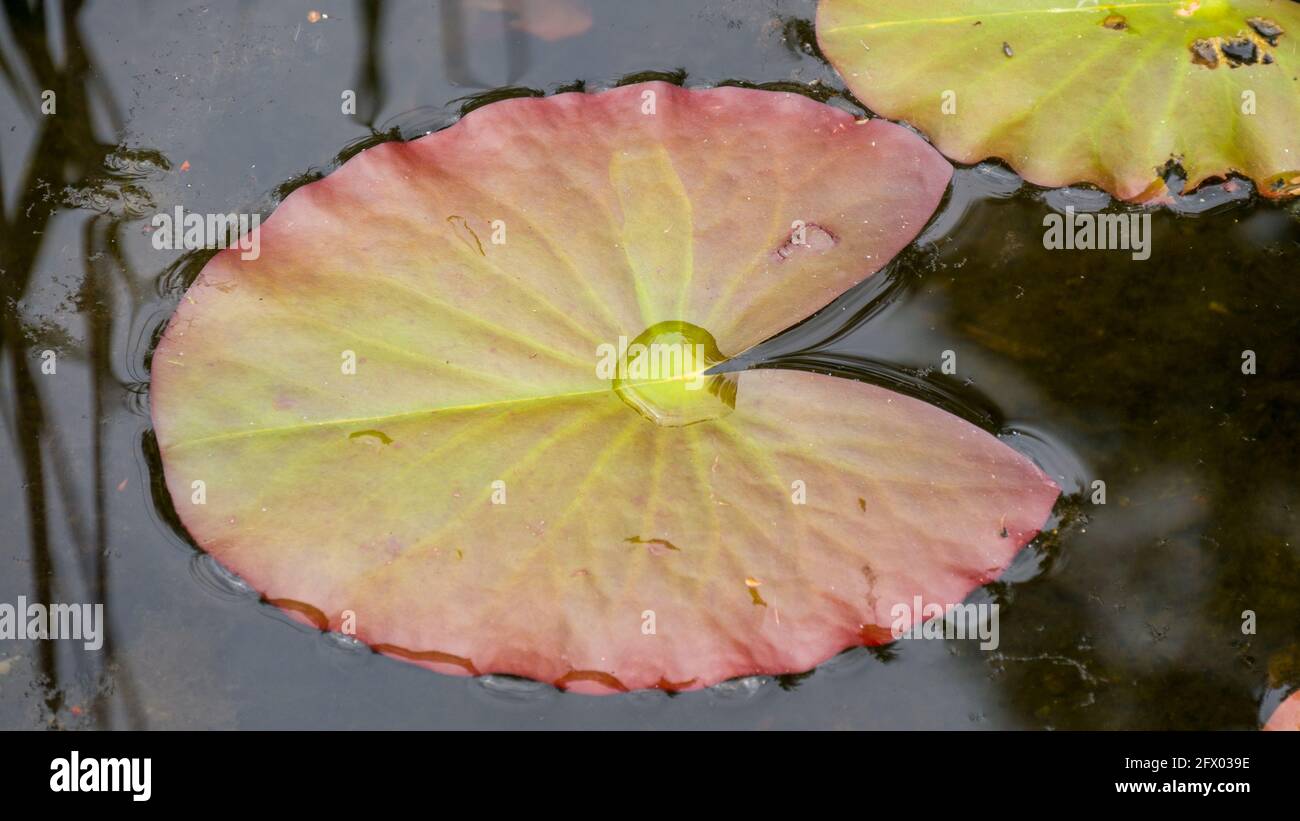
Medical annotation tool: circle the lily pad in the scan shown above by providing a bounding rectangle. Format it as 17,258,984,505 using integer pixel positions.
1265,691,1300,730
151,82,1059,692
817,0,1300,199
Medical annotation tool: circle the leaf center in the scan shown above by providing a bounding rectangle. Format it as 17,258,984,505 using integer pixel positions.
609,321,736,427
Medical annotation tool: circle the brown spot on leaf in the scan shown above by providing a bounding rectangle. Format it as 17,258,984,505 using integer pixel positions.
860,563,880,610
1221,36,1259,65
1102,14,1127,30
1190,38,1220,68
374,644,480,676
859,623,894,645
1247,17,1283,46
267,598,330,630
1268,172,1300,196
446,215,486,255
349,429,393,444
1190,24,1282,69
654,676,699,691
555,669,629,693
625,535,680,554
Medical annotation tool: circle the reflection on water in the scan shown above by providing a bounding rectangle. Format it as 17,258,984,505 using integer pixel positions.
1,0,1298,729
0,0,152,728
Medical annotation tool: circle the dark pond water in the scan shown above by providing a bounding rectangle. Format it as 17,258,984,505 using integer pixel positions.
2,0,1298,729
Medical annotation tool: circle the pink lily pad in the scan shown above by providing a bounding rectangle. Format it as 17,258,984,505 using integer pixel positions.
1264,691,1300,730
151,82,1059,692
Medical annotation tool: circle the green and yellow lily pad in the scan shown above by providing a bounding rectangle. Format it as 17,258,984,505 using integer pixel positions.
818,0,1300,199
